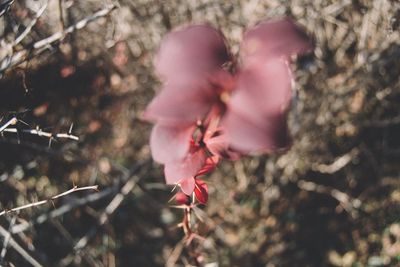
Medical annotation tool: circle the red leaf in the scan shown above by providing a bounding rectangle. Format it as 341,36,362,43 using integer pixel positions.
164,148,207,190
175,192,190,205
194,179,208,204
196,156,219,176
241,18,313,66
155,25,230,81
150,124,195,164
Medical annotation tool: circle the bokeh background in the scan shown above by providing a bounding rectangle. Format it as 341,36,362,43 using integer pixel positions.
0,0,399,266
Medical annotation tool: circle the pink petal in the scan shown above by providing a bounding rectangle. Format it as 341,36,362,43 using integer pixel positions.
155,25,230,81
223,109,291,153
164,148,207,188
150,124,195,164
223,58,293,153
231,59,293,116
204,134,241,160
143,78,217,126
180,177,195,195
241,18,313,66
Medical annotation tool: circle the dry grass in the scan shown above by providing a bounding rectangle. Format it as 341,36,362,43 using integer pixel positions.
0,0,399,266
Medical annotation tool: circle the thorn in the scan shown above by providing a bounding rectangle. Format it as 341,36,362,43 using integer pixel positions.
167,194,176,203
18,119,29,126
171,184,179,193
68,123,74,134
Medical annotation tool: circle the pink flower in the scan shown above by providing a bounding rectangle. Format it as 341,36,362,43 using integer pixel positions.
144,18,313,198
223,18,313,153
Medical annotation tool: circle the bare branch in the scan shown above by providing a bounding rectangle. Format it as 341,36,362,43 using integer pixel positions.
0,215,17,263
0,116,79,143
11,186,115,234
13,1,49,46
297,180,362,217
73,175,139,251
2,127,79,141
10,160,149,235
0,117,18,133
0,4,117,73
0,0,14,17
58,0,65,31
312,148,358,174
0,185,98,217
0,225,42,267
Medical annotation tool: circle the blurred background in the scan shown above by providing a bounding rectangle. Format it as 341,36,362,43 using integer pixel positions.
0,0,399,266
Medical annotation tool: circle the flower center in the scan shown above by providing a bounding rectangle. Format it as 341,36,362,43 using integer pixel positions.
219,91,230,104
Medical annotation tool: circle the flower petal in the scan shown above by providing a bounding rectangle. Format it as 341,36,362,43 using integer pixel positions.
180,177,195,195
155,25,230,81
223,109,291,153
223,58,293,153
150,124,195,164
231,59,293,115
164,148,207,187
143,79,217,126
205,134,241,160
241,18,313,66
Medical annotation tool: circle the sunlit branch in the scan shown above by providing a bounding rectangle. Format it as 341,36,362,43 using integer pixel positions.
0,185,98,217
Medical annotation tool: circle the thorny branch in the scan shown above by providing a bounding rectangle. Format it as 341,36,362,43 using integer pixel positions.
0,116,79,145
0,185,98,217
172,199,204,267
0,185,98,265
2,127,79,141
10,160,149,235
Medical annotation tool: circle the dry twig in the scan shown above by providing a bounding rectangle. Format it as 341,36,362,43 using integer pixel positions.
297,180,362,217
2,127,79,141
312,148,358,174
0,116,79,145
0,4,117,73
13,1,49,46
11,185,115,234
0,185,98,217
73,176,139,251
0,214,17,264
0,224,42,267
